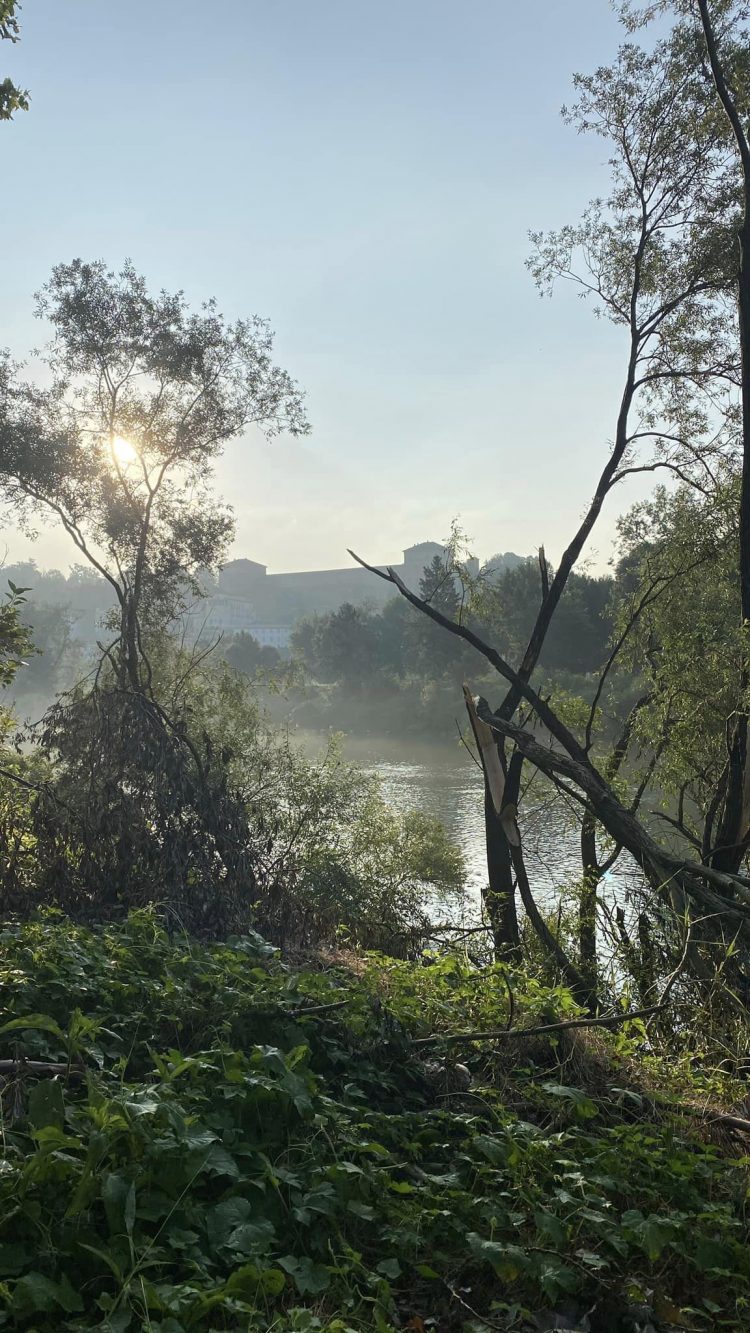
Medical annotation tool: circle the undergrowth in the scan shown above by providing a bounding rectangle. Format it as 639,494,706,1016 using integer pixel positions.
0,911,747,1331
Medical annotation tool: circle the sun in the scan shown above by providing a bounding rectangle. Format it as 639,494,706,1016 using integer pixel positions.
110,435,138,468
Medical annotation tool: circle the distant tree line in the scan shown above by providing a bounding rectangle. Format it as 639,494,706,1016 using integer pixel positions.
2,547,616,709
0,562,110,699
289,554,616,693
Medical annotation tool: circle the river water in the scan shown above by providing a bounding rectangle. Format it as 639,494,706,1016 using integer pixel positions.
295,731,641,921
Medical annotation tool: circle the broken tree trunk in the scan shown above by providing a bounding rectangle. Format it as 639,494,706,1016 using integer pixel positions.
463,685,520,957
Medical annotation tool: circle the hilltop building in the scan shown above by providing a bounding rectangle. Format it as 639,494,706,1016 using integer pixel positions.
196,543,481,647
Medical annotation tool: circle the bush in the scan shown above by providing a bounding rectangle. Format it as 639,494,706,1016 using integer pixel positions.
0,914,747,1331
0,641,466,952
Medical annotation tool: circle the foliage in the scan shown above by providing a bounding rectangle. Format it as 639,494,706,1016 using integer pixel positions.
0,637,465,951
288,558,613,741
0,260,308,692
473,561,615,676
25,682,261,936
0,580,33,690
0,263,314,936
146,642,465,953
292,603,383,692
0,1,28,121
613,473,743,833
0,914,747,1330
223,630,281,677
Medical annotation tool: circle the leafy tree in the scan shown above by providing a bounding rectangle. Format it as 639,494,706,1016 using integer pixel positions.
169,638,465,951
0,260,309,932
0,579,32,688
476,560,614,676
223,630,281,677
0,259,308,691
410,556,471,680
614,475,742,851
353,1,750,1012
419,555,460,617
292,603,381,689
0,1,28,121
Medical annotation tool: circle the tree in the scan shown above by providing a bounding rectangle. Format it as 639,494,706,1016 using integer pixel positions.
0,259,308,689
1,1,28,121
14,599,74,697
291,603,381,689
224,631,281,677
476,560,614,677
410,556,470,680
419,555,460,616
0,260,309,932
613,475,741,850
353,2,750,1011
0,580,32,689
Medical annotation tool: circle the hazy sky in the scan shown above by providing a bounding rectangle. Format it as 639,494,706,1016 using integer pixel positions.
1,0,653,576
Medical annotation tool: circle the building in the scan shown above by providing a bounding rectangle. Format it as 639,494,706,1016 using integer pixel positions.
190,543,480,647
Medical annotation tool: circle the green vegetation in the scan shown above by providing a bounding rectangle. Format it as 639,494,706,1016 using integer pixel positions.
285,562,614,740
0,1,28,121
0,913,747,1332
6,4,750,1329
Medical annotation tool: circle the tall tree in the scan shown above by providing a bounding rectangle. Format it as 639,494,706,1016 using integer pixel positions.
0,260,309,933
0,259,308,692
354,2,750,1008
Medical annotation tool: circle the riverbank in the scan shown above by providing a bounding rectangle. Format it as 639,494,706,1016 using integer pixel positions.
1,912,748,1332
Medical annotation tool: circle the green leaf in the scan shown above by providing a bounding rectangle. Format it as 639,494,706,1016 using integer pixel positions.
258,1267,286,1296
102,1173,134,1238
474,1134,509,1165
538,1257,579,1299
534,1209,567,1247
377,1258,401,1279
77,1242,124,1282
467,1233,531,1282
202,1143,240,1178
0,1013,65,1040
278,1255,331,1294
124,1181,136,1237
12,1272,83,1315
347,1200,375,1220
27,1078,65,1131
416,1263,440,1279
540,1082,598,1119
224,1262,286,1298
207,1198,274,1255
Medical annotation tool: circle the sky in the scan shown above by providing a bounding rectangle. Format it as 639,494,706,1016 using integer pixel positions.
1,0,654,576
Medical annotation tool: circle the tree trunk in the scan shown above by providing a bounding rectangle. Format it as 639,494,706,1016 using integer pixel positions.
698,0,750,873
463,688,521,956
483,782,520,957
579,808,599,986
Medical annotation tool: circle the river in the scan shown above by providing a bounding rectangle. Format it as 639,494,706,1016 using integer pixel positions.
295,731,641,921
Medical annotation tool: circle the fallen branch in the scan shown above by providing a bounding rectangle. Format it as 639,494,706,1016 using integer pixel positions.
700,1109,750,1134
412,1003,663,1047
291,999,351,1017
0,1059,85,1078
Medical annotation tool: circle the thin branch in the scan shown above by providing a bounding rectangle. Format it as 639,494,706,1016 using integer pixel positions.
413,1003,665,1048
348,549,590,763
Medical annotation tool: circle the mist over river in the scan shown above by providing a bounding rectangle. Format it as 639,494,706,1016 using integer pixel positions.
294,731,643,921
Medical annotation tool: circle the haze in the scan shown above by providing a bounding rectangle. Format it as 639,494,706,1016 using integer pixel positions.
2,0,644,575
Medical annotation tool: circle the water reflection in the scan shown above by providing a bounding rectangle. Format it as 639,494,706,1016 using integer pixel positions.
295,731,641,917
